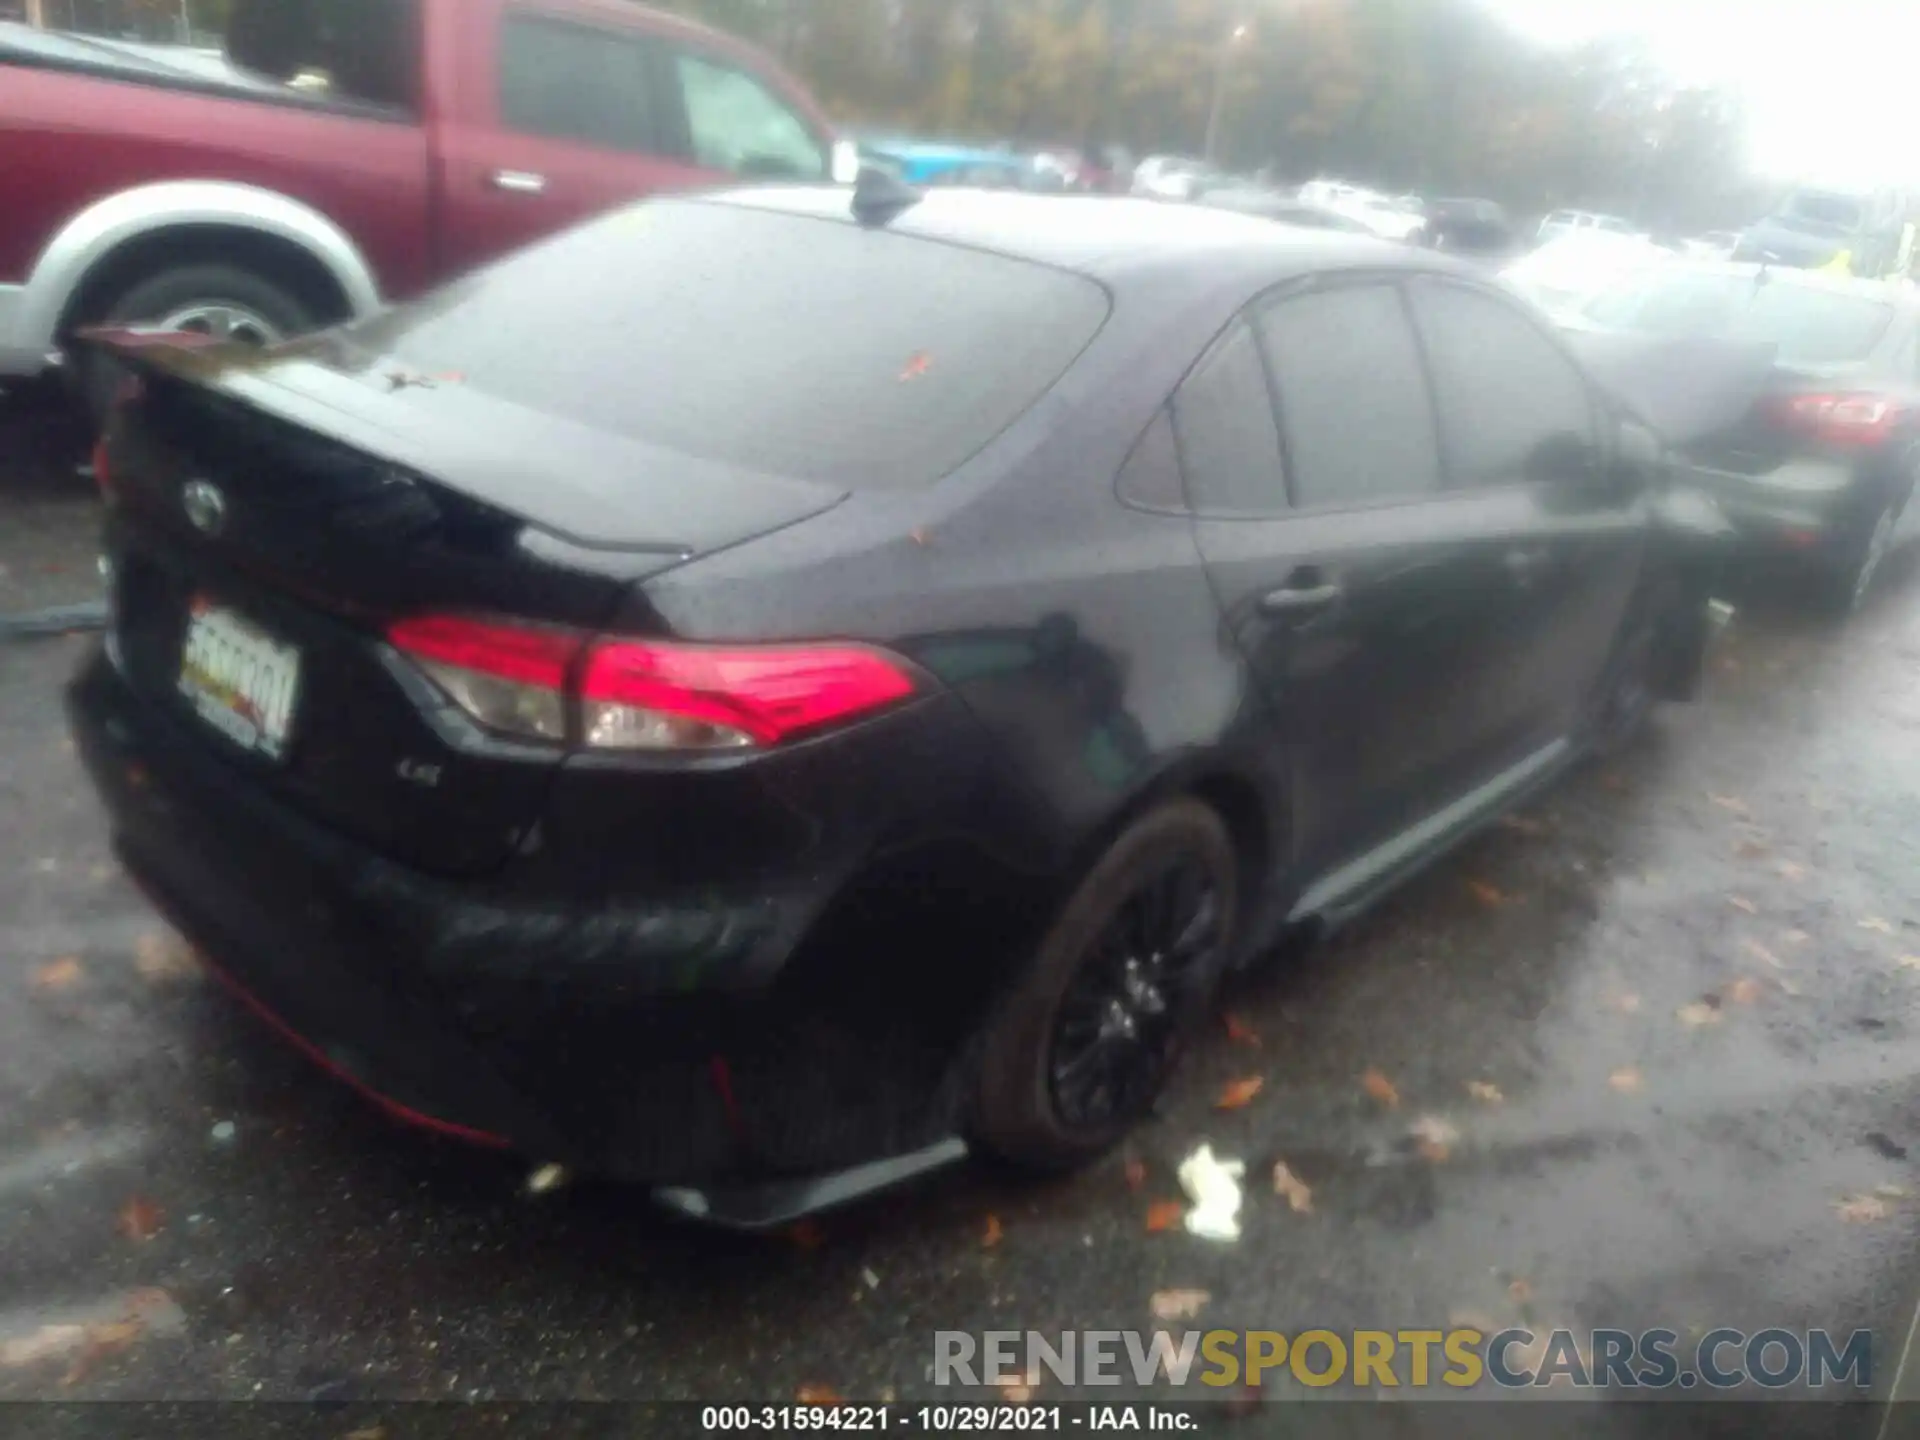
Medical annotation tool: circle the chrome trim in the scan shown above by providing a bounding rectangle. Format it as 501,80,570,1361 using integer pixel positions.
16,181,384,361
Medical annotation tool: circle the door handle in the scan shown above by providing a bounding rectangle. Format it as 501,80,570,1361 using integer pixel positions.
489,169,548,195
1259,581,1343,617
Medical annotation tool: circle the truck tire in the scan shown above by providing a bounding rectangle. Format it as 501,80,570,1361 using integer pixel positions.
77,263,316,429
970,799,1239,1172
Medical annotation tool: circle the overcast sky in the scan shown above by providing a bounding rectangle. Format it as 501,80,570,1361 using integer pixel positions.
1484,0,1920,191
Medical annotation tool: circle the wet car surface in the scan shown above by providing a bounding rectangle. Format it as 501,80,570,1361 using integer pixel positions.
6,385,1920,1428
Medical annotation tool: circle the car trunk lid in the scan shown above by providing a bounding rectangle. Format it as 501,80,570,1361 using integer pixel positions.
94,335,848,877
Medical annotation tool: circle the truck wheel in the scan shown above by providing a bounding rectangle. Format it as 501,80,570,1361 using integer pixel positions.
970,799,1238,1172
76,263,316,428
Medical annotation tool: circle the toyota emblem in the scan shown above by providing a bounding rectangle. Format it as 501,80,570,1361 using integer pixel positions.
182,479,227,536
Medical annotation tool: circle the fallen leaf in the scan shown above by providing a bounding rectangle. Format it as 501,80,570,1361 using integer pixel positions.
0,1324,87,1369
116,1196,162,1243
1271,1161,1313,1214
998,1379,1034,1405
787,1220,826,1251
1608,992,1642,1014
1727,896,1758,915
1874,1184,1910,1200
1361,1068,1401,1109
31,957,82,992
1465,1080,1505,1104
1708,793,1750,816
1150,1288,1212,1321
1508,1279,1534,1304
982,1214,1003,1249
1835,1195,1893,1224
1497,814,1545,836
1223,1013,1261,1047
62,1317,144,1387
1743,940,1786,970
1783,929,1812,946
1466,879,1509,908
1145,1200,1185,1233
133,933,199,983
1124,1157,1147,1192
898,351,932,382
1410,1115,1460,1163
524,1162,567,1195
908,527,930,547
1860,917,1897,935
1608,1067,1644,1093
1676,1001,1723,1028
1216,1076,1264,1110
796,1383,844,1406
1777,861,1808,882
1735,839,1769,860
1898,956,1920,972
1722,977,1763,1006
1778,976,1803,997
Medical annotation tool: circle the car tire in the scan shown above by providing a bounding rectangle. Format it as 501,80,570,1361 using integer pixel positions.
970,799,1239,1172
75,263,316,429
1819,491,1902,618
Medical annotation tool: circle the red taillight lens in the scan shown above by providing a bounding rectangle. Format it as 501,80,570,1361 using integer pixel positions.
387,615,581,742
386,616,918,751
1765,392,1902,445
580,640,917,750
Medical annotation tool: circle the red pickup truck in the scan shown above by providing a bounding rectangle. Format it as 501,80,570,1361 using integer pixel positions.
0,0,844,403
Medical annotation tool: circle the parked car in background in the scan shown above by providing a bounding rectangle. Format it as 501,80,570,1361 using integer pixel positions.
1423,198,1517,257
1732,187,1908,276
1502,230,1672,322
73,188,1713,1221
1568,262,1920,612
857,141,1028,190
1537,210,1639,245
1131,155,1214,200
0,0,844,417
1197,187,1375,234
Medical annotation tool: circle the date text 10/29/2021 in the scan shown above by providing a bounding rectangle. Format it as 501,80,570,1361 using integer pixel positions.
702,1408,1192,1431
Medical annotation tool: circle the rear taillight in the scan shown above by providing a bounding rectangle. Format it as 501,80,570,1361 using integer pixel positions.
386,616,918,752
1764,392,1902,445
386,615,579,742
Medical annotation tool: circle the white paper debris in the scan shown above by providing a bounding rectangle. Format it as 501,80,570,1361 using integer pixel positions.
1176,1143,1245,1242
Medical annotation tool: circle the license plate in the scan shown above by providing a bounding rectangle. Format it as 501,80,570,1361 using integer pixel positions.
177,600,301,761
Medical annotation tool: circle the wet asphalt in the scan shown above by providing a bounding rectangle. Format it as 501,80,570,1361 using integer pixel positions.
6,384,1920,1434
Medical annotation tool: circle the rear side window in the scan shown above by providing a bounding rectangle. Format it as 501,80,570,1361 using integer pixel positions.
499,15,664,154
1584,271,1894,365
1409,282,1595,489
1172,323,1286,513
341,199,1110,490
673,52,826,180
1256,284,1441,508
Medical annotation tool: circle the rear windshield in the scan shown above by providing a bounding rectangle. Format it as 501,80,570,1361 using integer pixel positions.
1583,270,1893,366
339,199,1111,489
1781,192,1864,235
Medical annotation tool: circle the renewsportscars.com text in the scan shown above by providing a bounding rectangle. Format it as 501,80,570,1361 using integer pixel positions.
933,1327,1872,1390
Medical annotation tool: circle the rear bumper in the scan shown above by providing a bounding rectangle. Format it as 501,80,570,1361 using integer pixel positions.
1675,463,1871,560
67,647,1004,1200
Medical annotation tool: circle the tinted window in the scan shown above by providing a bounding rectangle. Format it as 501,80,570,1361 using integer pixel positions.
225,0,419,108
674,52,826,179
1115,411,1184,511
1410,283,1594,488
1584,270,1893,365
1172,323,1286,513
1257,285,1440,508
341,199,1110,490
499,15,662,154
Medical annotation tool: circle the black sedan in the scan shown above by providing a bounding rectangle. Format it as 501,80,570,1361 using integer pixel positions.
1568,261,1920,613
71,187,1714,1224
